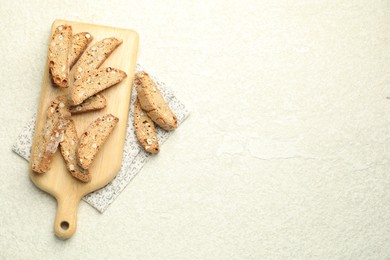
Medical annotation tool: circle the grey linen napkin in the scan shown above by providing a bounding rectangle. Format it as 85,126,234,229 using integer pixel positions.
12,64,190,213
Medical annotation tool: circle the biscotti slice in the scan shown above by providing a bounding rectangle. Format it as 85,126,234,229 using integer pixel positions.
60,120,91,182
69,67,126,105
134,71,178,131
72,37,122,80
31,96,71,174
78,114,119,169
134,99,159,153
70,32,93,68
69,94,107,114
48,24,72,88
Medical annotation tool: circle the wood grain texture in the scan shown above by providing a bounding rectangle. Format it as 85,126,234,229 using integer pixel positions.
29,19,138,239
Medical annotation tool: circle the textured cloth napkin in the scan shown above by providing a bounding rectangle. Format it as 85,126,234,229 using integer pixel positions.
12,64,189,213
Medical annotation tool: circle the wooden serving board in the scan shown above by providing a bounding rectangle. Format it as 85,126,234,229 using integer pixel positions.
29,20,138,239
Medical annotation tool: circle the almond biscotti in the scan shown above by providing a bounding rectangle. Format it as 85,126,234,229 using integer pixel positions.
31,95,71,174
70,32,93,68
48,24,72,88
69,67,126,105
60,120,90,182
69,94,107,114
78,114,119,169
134,71,177,131
72,37,122,80
134,99,159,153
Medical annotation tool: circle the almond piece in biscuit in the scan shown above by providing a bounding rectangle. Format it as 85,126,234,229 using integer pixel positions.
31,95,71,174
134,98,159,153
60,120,90,182
69,67,126,105
69,94,107,114
48,24,72,88
134,71,177,131
72,37,122,80
78,114,119,169
70,32,93,68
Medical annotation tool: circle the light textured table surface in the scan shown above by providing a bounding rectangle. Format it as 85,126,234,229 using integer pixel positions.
1,0,390,259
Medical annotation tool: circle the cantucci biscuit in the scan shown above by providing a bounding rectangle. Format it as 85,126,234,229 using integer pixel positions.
60,120,91,182
31,95,71,174
69,67,126,105
70,32,93,68
69,94,107,114
78,114,119,169
134,72,177,131
48,24,72,88
134,99,159,153
72,37,122,80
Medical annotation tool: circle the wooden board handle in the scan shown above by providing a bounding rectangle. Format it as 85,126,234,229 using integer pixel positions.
54,196,80,239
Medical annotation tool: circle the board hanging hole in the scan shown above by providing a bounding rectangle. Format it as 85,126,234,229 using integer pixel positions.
60,221,69,230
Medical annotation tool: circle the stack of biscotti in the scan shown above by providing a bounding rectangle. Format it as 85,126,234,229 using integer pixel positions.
31,24,127,183
133,71,178,154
